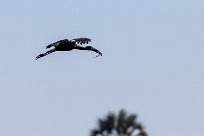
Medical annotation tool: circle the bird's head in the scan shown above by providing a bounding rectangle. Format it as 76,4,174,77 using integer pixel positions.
85,46,94,50
85,46,102,57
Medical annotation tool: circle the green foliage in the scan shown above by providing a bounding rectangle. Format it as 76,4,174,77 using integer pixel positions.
91,109,148,136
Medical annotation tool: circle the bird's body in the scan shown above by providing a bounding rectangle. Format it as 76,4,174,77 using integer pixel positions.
52,40,75,51
36,38,102,60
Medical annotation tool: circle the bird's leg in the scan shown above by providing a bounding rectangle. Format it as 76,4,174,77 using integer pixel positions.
36,49,55,60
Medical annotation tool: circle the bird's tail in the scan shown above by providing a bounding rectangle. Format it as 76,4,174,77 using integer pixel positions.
36,49,55,60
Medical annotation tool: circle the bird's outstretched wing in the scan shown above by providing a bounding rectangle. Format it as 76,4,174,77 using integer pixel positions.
71,38,91,45
46,39,69,49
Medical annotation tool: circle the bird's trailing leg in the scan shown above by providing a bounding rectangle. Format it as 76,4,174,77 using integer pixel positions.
36,49,55,60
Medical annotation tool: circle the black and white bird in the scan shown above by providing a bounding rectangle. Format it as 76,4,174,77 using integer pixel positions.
36,38,102,60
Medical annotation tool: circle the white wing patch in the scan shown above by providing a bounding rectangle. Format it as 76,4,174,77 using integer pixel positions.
71,38,91,45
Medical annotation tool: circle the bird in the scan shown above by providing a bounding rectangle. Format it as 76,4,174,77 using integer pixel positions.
36,38,102,60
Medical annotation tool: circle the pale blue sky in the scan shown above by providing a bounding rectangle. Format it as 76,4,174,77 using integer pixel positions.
0,0,203,136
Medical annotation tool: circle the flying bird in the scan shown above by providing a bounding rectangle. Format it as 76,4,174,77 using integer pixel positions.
36,38,102,60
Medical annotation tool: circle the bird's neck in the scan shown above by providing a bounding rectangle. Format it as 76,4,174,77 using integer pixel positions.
74,45,87,50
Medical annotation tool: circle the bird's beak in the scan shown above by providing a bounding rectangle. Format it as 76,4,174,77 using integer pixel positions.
93,48,102,57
